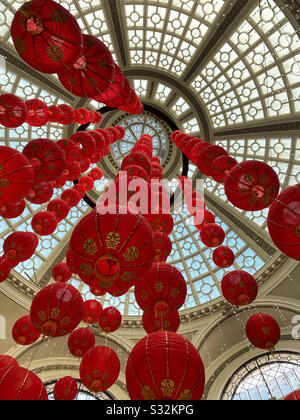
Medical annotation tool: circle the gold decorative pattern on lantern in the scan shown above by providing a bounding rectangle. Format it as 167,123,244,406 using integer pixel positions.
47,45,63,62
154,281,164,292
161,378,175,397
243,174,254,184
61,317,70,326
171,288,179,298
51,9,67,24
80,263,94,276
83,238,98,256
0,179,9,188
121,272,136,283
262,326,271,335
179,389,192,400
141,385,155,400
97,58,107,68
38,311,46,321
123,246,140,262
50,307,60,319
105,232,121,250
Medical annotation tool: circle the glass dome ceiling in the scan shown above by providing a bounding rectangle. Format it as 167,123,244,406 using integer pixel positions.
0,0,299,317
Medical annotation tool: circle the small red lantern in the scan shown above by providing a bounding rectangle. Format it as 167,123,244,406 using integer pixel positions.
284,389,300,400
47,199,70,222
89,282,106,297
0,146,34,204
3,232,38,265
51,174,67,189
82,300,103,325
0,94,28,127
135,263,187,316
57,139,80,162
70,132,96,160
213,246,235,268
0,355,18,370
23,139,66,183
211,155,237,183
11,0,82,74
194,211,215,230
61,188,81,207
79,158,91,173
0,257,11,283
0,366,48,400
80,346,120,394
89,168,103,181
30,283,84,338
221,270,258,306
52,263,72,283
99,307,122,333
57,104,75,125
26,181,54,205
144,211,174,235
89,131,106,155
200,224,225,248
126,331,205,400
154,232,172,262
58,34,115,98
142,310,180,334
25,99,49,127
0,200,25,219
64,161,81,182
79,176,94,191
73,184,86,198
31,211,58,236
68,328,95,358
121,151,152,178
53,377,78,401
12,315,41,346
47,105,63,123
190,141,210,164
74,108,90,124
196,145,228,176
246,314,281,353
225,160,280,211
93,112,102,125
267,184,300,261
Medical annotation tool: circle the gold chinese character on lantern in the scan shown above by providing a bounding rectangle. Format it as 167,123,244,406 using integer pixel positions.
83,238,98,256
123,246,140,262
121,272,136,283
105,232,121,250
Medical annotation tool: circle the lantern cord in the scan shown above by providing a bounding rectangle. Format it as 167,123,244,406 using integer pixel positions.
256,360,274,400
26,335,45,371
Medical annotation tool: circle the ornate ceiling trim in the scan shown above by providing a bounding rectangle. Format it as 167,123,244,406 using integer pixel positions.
214,120,300,137
105,0,129,67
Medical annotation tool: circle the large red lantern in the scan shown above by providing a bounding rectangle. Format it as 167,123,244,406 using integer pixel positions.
95,65,130,108
47,199,70,222
98,307,122,333
53,377,77,401
246,314,281,353
68,328,95,358
26,181,54,205
213,246,235,268
69,206,155,294
221,270,258,306
0,94,28,127
12,315,41,346
31,210,58,236
284,389,300,400
82,300,103,325
211,156,237,183
200,224,225,248
23,139,66,182
0,356,18,370
3,232,38,266
0,366,48,400
61,188,81,208
57,104,75,125
154,232,172,262
0,257,11,283
0,146,34,204
126,331,205,400
58,34,115,98
52,262,72,283
225,160,280,211
142,310,180,334
196,145,228,176
135,263,187,316
11,0,83,74
267,184,300,260
0,199,25,219
25,99,49,127
30,283,84,338
80,346,120,394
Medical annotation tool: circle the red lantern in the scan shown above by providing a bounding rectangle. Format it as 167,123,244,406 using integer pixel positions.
213,246,235,268
69,206,155,293
53,377,77,401
99,307,122,333
246,314,281,353
121,151,152,178
225,160,280,211
95,65,130,108
0,199,25,219
144,211,174,235
68,328,95,358
74,108,90,124
93,112,102,125
126,331,205,400
196,145,227,176
142,310,180,334
79,176,94,191
70,132,96,160
23,139,66,183
57,139,80,162
26,181,54,205
80,346,120,393
47,199,70,222
51,174,67,189
31,211,58,236
284,389,300,400
0,94,28,127
0,366,48,400
11,0,82,74
89,131,106,155
267,184,300,260
12,315,41,346
154,232,172,262
82,300,103,325
47,105,63,123
57,104,75,125
135,263,187,316
73,184,86,198
211,155,237,183
221,270,258,306
58,34,115,98
190,141,210,164
194,211,215,230
25,99,49,127
0,146,34,204
52,262,72,283
89,168,103,181
30,283,84,338
64,161,81,182
3,232,38,265
61,188,81,207
0,257,11,283
200,224,225,248
89,282,106,297
79,158,91,173
0,355,18,370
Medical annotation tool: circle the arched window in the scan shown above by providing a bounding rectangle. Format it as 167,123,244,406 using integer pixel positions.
46,381,114,401
222,352,300,400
